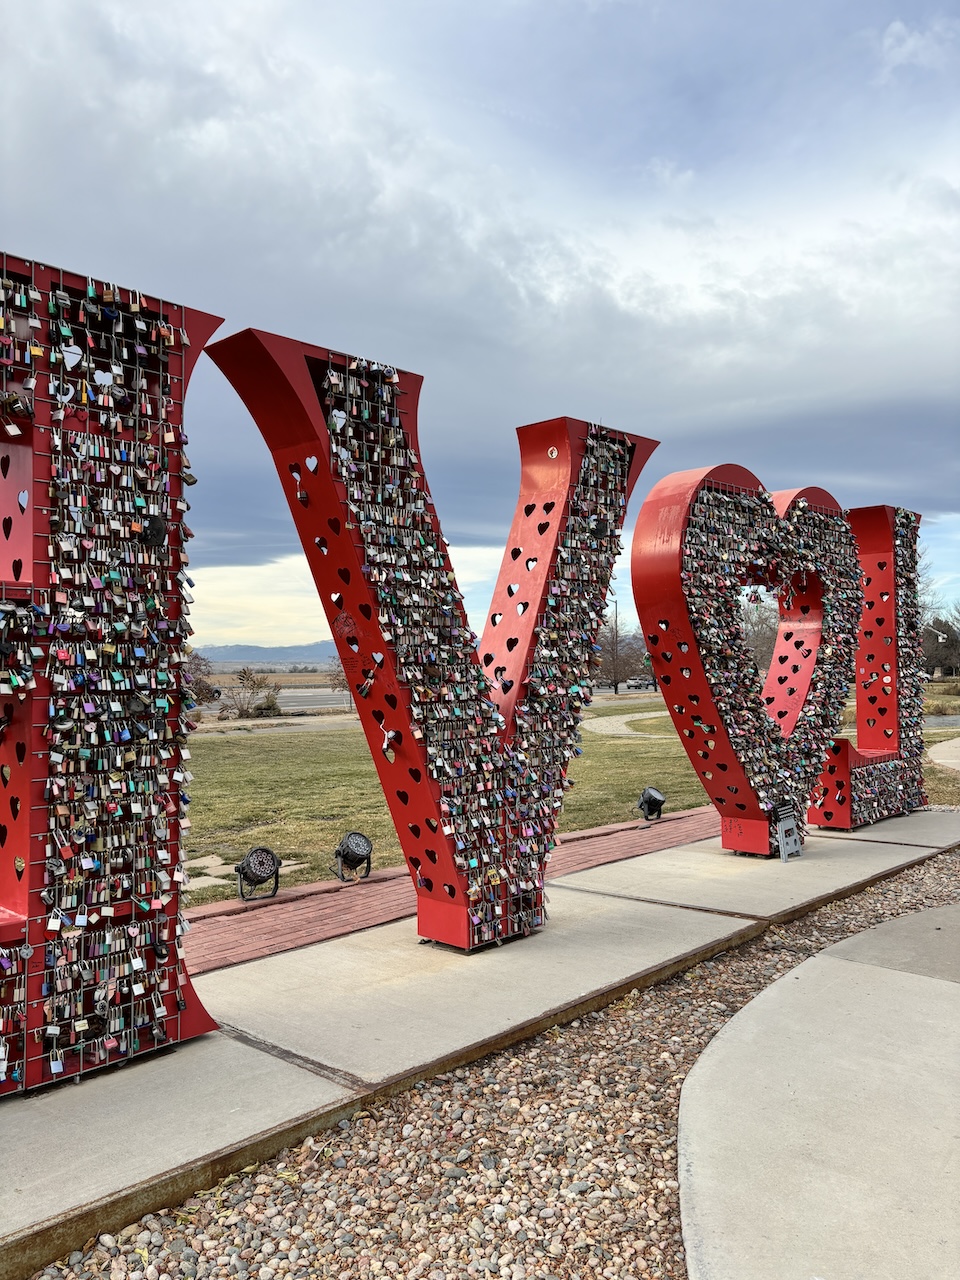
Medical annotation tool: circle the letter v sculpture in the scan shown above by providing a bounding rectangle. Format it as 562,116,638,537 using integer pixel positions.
208,329,657,950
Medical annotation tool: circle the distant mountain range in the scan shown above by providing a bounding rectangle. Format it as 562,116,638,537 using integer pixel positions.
197,641,337,664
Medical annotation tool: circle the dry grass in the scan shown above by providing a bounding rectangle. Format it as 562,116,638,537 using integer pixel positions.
182,722,960,907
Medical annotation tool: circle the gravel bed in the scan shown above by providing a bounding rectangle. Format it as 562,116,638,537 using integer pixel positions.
30,846,960,1280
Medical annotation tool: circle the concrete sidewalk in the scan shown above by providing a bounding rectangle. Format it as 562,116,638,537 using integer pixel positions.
2,810,958,1280
679,902,960,1280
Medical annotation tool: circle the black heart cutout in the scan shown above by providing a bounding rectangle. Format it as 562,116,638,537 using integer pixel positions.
425,818,439,833
491,613,502,627
338,567,351,584
1,518,10,540
510,547,521,560
409,768,422,783
328,517,341,535
359,603,372,620
506,637,519,652
0,456,8,478
396,790,409,805
15,742,25,764
537,522,550,535
424,848,438,864
408,823,421,838
525,558,538,571
542,501,555,514
11,559,21,581
483,652,494,667
314,536,328,554
385,693,398,710
0,824,6,847
330,592,343,609
9,796,19,819
524,503,536,517
501,679,514,692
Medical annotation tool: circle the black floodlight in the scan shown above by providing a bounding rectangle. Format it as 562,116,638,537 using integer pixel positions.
334,831,373,882
235,845,282,901
638,787,666,821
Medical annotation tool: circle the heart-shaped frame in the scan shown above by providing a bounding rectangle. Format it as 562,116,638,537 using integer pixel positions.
632,464,863,854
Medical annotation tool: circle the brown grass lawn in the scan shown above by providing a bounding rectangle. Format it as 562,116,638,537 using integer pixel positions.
183,720,960,906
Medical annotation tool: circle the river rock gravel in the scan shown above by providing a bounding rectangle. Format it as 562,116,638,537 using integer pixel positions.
29,845,960,1280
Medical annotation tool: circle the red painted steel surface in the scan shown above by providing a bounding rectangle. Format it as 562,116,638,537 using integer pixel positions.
208,328,656,949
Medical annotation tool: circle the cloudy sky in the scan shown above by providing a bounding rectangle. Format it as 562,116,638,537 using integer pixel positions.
2,1,958,643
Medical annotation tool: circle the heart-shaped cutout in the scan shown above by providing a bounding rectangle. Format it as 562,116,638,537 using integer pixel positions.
0,456,8,478
634,469,862,854
1,517,10,540
305,455,319,472
510,547,521,560
330,409,347,429
525,558,538,572
61,345,83,370
94,369,114,386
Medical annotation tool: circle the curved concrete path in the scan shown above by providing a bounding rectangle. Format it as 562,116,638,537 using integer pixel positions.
929,734,960,774
678,903,960,1280
580,710,675,737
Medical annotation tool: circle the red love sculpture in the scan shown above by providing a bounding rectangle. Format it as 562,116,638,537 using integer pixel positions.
631,464,863,855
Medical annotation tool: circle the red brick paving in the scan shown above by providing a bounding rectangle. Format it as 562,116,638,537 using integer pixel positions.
183,806,720,975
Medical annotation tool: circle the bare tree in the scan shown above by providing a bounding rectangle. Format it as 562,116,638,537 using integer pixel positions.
740,591,780,671
218,666,282,719
596,612,646,693
182,650,220,707
918,541,945,626
923,614,960,677
326,657,352,707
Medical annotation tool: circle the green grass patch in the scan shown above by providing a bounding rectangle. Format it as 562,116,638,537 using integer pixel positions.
183,724,960,907
623,715,672,733
183,724,707,905
584,694,664,718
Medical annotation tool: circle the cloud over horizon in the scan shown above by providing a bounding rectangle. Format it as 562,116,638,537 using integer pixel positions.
1,0,957,643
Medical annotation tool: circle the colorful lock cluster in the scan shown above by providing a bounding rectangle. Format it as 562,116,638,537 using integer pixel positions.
0,251,220,1093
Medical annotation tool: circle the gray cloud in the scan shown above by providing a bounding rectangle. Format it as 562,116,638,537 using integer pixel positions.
1,0,957,627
